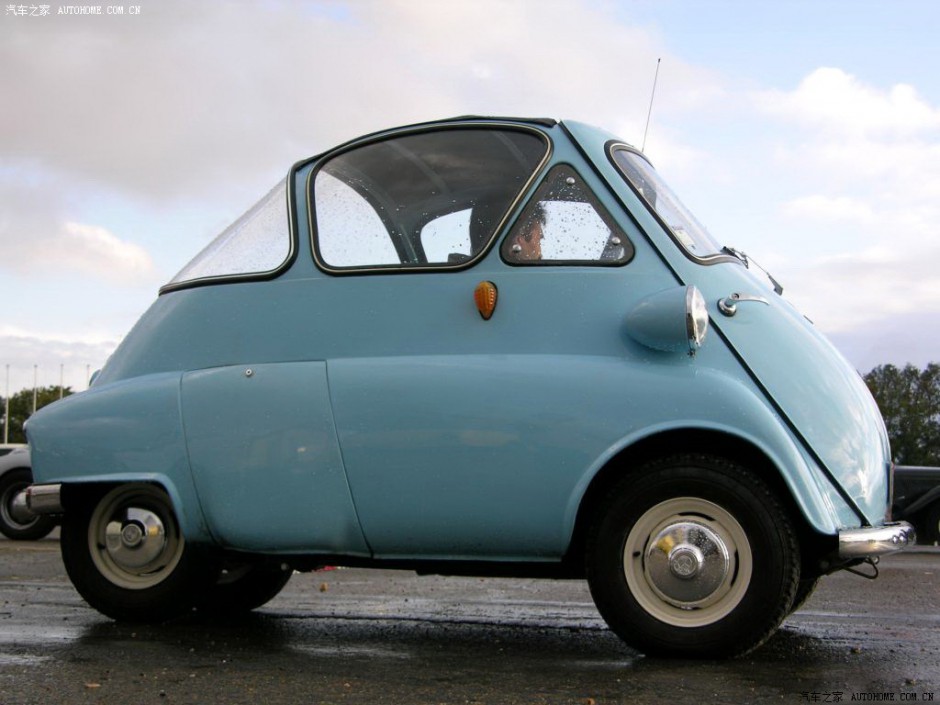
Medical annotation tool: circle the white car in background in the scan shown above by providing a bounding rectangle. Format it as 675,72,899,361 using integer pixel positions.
0,447,57,540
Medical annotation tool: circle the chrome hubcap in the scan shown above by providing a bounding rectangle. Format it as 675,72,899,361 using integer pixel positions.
89,485,183,590
624,497,752,627
104,509,167,570
645,520,730,606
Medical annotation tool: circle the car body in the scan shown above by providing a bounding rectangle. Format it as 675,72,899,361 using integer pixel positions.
893,465,940,545
0,447,57,540
25,116,913,657
0,443,27,457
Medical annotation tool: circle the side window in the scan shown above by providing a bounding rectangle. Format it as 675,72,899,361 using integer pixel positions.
312,128,549,271
166,179,291,290
501,165,633,265
420,209,472,264
315,173,399,266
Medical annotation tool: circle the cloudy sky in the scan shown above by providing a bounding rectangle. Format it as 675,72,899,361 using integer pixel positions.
2,0,939,395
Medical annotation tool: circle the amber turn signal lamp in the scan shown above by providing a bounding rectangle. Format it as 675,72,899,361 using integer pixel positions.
474,281,498,320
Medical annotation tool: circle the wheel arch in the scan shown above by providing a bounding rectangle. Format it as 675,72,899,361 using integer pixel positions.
26,372,215,545
563,427,837,578
58,475,214,544
0,463,32,479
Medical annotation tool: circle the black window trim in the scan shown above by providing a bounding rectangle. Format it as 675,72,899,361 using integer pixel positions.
498,162,636,268
307,121,553,276
159,170,300,295
606,141,739,267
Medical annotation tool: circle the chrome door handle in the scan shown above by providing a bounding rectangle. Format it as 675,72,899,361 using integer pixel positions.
718,293,769,317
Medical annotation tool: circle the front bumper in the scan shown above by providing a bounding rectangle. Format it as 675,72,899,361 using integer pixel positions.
25,483,64,515
838,522,916,559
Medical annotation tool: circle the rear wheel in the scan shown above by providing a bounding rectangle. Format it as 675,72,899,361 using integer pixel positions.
586,454,800,658
61,484,219,622
200,562,293,616
0,469,57,541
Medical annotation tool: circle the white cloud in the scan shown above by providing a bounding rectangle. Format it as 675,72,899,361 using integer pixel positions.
0,0,724,344
0,175,154,284
0,331,117,396
755,67,940,137
781,195,874,224
738,67,940,350
53,222,154,282
0,0,722,202
782,244,940,334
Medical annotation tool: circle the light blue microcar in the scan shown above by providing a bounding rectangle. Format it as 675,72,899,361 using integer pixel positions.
25,117,915,657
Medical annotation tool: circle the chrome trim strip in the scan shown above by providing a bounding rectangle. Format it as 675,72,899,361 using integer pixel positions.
25,483,63,514
838,521,916,559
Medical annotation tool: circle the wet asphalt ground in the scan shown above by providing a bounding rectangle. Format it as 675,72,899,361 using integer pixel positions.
0,535,938,705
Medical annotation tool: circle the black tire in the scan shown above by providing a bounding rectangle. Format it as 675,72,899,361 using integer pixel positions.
586,454,800,658
788,576,821,615
60,483,220,622
0,468,57,541
199,562,293,616
921,502,940,546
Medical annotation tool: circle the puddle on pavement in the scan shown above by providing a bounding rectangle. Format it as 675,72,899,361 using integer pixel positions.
0,625,85,644
566,657,641,670
0,652,52,667
290,643,413,660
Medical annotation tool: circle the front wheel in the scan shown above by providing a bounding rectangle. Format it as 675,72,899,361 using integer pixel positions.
586,454,800,658
60,484,219,622
789,576,821,615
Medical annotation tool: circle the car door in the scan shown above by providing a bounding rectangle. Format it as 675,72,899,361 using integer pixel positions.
312,124,679,560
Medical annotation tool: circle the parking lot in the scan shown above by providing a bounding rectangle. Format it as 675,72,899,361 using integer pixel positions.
1,536,938,704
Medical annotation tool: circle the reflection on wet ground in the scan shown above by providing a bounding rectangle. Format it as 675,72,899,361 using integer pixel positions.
1,540,938,704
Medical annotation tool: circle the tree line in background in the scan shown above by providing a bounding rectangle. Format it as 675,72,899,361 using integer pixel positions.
1,386,73,444
864,363,940,467
1,367,938,466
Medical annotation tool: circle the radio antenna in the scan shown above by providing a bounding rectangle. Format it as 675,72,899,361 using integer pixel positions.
641,58,661,153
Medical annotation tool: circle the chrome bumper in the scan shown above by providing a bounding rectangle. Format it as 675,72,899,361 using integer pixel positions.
838,521,916,559
9,489,36,523
25,483,64,515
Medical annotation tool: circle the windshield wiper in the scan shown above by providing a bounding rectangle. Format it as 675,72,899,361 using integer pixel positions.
722,246,784,296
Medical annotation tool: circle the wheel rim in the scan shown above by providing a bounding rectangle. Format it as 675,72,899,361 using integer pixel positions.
88,485,184,590
623,497,752,627
1,478,40,530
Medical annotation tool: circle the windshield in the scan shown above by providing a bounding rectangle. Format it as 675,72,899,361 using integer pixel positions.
611,147,723,258
165,179,291,290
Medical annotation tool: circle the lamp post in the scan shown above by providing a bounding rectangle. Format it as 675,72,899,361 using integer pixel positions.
3,364,8,445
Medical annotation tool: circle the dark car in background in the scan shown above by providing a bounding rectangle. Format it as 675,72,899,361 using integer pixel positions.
894,466,940,546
